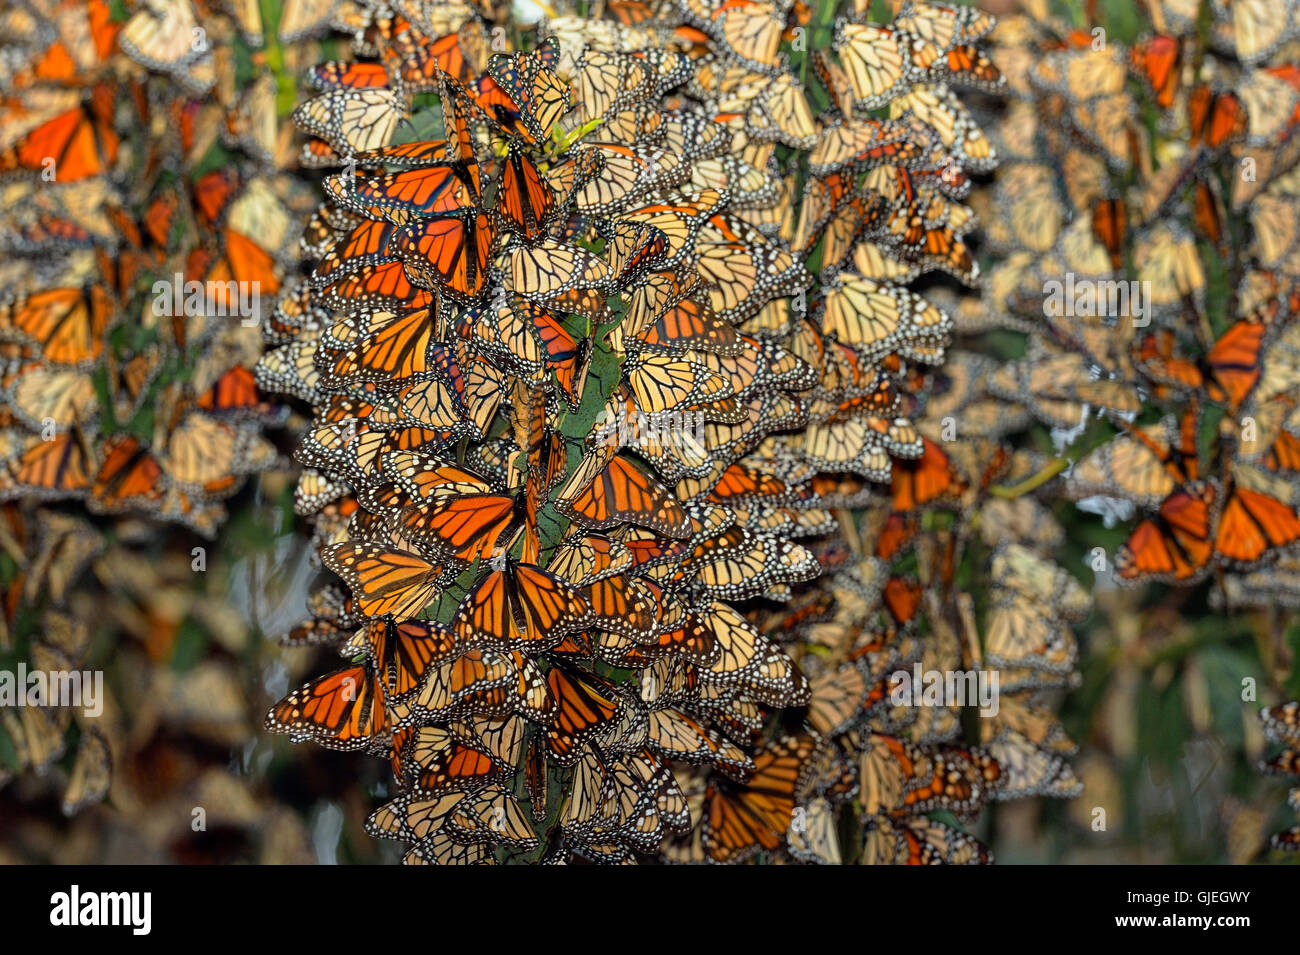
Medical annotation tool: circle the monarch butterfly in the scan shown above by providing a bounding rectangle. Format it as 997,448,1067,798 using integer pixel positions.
1239,66,1300,147
118,0,215,93
88,435,165,514
222,73,278,165
1132,329,1204,398
393,726,506,794
701,734,817,863
697,601,809,705
7,432,92,501
890,436,962,511
932,44,1002,91
0,286,113,367
9,0,120,84
321,306,444,389
506,238,612,301
618,191,726,269
987,348,1142,429
863,814,991,865
453,561,594,650
521,309,591,409
982,725,1082,799
317,261,435,311
648,705,755,774
555,453,691,538
1068,406,1200,507
326,163,480,222
1090,197,1127,269
28,610,92,678
397,492,518,562
265,664,390,752
1262,701,1300,747
1129,34,1181,109
360,617,460,701
322,540,458,620
61,727,112,817
361,453,490,510
821,271,951,359
806,664,869,737
1215,482,1300,565
623,349,733,417
256,339,321,404
889,83,997,173
894,1,997,55
602,220,670,288
851,238,924,285
544,668,624,765
292,469,350,518
694,213,809,323
497,147,556,239
1205,319,1267,413
682,528,821,601
1116,482,1218,584
993,543,1091,619
700,0,786,72
834,22,916,110
155,410,275,496
186,228,283,311
395,648,544,724
392,28,489,89
562,747,689,861
392,212,495,301
309,59,391,91
985,590,1078,675
292,88,405,153
1,703,67,777
370,784,538,854
571,48,684,131
481,38,570,144
860,733,998,821
195,363,280,422
294,138,344,180
0,90,120,182
1189,84,1248,150
311,219,399,289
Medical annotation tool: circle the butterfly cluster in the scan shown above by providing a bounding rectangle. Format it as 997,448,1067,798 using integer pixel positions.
0,0,331,822
252,0,1085,866
970,0,1300,857
259,2,840,864
0,0,291,533
727,0,1089,864
975,2,1300,588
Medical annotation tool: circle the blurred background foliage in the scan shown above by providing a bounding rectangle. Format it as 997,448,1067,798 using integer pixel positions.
974,0,1300,864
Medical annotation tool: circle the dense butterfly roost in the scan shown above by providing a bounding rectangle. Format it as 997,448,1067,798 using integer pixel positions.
979,3,1300,587
253,0,1078,864
759,0,1095,861
0,0,318,858
971,0,1300,854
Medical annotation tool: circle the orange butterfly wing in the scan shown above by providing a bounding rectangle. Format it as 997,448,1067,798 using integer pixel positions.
1216,485,1300,565
266,665,387,751
398,494,516,562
